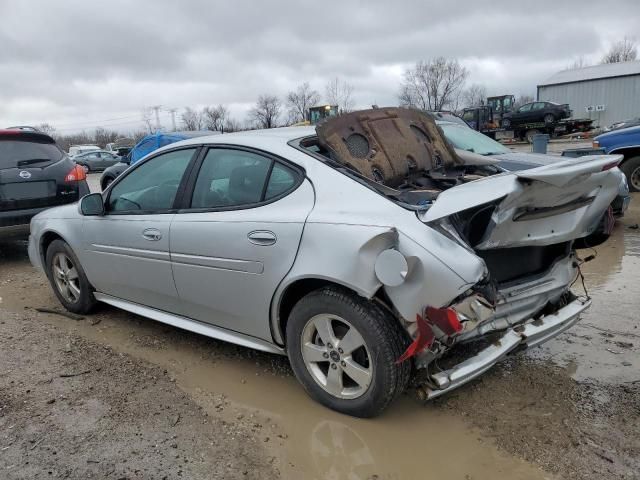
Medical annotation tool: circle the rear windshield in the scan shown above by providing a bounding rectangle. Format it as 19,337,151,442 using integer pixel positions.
0,139,64,169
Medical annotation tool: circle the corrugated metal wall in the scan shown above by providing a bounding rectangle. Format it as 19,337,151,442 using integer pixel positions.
537,75,640,128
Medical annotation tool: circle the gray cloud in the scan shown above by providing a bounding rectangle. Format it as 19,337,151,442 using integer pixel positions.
1,0,638,132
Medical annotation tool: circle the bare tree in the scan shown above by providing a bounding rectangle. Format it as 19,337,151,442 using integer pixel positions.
462,84,487,108
181,107,203,131
202,104,229,132
223,117,242,133
286,82,320,123
568,55,590,69
250,94,282,129
94,127,119,147
399,58,468,111
36,123,56,136
601,37,637,64
325,78,355,114
514,94,535,109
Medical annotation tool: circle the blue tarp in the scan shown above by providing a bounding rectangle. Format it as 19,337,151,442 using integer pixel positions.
130,132,191,164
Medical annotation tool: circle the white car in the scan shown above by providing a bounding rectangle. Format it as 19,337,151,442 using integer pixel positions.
68,144,100,157
28,108,621,417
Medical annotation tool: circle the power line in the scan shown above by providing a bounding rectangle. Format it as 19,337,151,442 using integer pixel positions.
52,113,142,128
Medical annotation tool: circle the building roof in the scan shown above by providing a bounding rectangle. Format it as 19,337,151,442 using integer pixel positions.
539,61,640,87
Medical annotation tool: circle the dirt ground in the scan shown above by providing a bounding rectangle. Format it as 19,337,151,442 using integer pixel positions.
0,187,638,479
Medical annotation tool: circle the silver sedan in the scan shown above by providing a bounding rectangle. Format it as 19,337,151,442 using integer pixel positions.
29,108,621,417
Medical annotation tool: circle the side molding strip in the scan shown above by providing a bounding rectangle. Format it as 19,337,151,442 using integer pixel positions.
93,293,285,355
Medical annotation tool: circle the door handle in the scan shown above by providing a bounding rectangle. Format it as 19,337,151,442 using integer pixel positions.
247,230,277,246
142,228,162,241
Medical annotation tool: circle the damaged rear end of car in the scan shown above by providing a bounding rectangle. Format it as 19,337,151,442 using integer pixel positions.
312,108,622,400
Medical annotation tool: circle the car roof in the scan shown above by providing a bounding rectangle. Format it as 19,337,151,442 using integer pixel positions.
0,129,56,143
166,126,316,147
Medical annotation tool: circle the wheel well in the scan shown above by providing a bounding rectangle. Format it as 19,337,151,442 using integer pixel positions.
101,175,113,189
611,147,640,163
276,278,398,346
40,231,64,265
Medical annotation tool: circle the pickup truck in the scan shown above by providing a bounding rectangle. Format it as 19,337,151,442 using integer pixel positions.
594,125,640,191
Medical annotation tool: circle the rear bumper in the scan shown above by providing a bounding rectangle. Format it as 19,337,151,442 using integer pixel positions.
423,297,590,399
611,194,631,217
0,206,49,238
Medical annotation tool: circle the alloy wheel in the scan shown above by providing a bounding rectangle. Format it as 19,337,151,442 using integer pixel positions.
301,314,373,400
52,252,81,304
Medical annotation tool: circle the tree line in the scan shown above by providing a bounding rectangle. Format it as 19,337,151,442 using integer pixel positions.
39,36,635,149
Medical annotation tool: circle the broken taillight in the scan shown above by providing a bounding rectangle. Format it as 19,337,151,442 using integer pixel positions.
396,307,463,363
64,165,87,182
601,161,620,171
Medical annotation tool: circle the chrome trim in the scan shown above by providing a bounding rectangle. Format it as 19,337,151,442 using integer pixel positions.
170,252,264,274
91,243,170,262
93,293,284,355
425,297,590,399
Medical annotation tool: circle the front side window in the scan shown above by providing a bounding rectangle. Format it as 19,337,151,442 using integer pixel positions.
518,104,532,112
532,102,546,110
190,148,298,209
107,148,195,212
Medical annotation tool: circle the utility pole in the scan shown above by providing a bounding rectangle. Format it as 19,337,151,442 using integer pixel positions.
167,108,177,131
151,105,162,131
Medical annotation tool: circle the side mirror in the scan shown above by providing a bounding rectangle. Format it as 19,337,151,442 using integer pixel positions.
80,193,105,216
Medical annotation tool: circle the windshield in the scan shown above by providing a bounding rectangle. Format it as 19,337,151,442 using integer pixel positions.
440,124,510,155
0,139,64,169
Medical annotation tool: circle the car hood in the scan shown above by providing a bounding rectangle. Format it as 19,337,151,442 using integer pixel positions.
490,151,556,166
596,124,640,140
316,107,464,187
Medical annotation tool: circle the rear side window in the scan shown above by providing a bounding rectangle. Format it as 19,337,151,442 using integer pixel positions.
190,148,299,209
0,139,63,168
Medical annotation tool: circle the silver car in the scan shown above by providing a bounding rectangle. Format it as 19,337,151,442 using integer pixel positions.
28,108,621,417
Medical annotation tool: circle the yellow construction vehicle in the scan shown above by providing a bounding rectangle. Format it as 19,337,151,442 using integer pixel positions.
292,104,339,126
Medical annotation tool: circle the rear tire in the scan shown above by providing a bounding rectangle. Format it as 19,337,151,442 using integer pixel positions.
45,239,96,314
621,156,640,192
286,286,411,418
544,113,555,124
102,176,114,191
526,129,541,143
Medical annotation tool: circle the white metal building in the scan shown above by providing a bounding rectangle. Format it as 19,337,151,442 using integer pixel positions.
537,61,640,128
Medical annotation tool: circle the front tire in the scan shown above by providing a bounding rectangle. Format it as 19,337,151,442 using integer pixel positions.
286,286,410,418
621,156,640,192
544,113,555,124
45,239,96,314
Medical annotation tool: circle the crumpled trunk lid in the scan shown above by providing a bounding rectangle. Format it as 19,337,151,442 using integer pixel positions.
420,155,622,249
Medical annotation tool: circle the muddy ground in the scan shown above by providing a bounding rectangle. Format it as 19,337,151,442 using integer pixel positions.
0,184,638,479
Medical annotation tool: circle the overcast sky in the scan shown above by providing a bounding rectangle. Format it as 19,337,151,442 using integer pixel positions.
0,0,638,133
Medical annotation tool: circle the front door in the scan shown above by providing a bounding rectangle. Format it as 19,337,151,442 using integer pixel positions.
80,147,198,312
169,147,315,341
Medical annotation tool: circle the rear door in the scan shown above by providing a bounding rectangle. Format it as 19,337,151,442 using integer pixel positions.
513,103,533,123
169,147,314,341
81,147,198,312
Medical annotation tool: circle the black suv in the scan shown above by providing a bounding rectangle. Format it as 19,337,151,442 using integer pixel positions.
502,101,571,128
0,129,89,239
